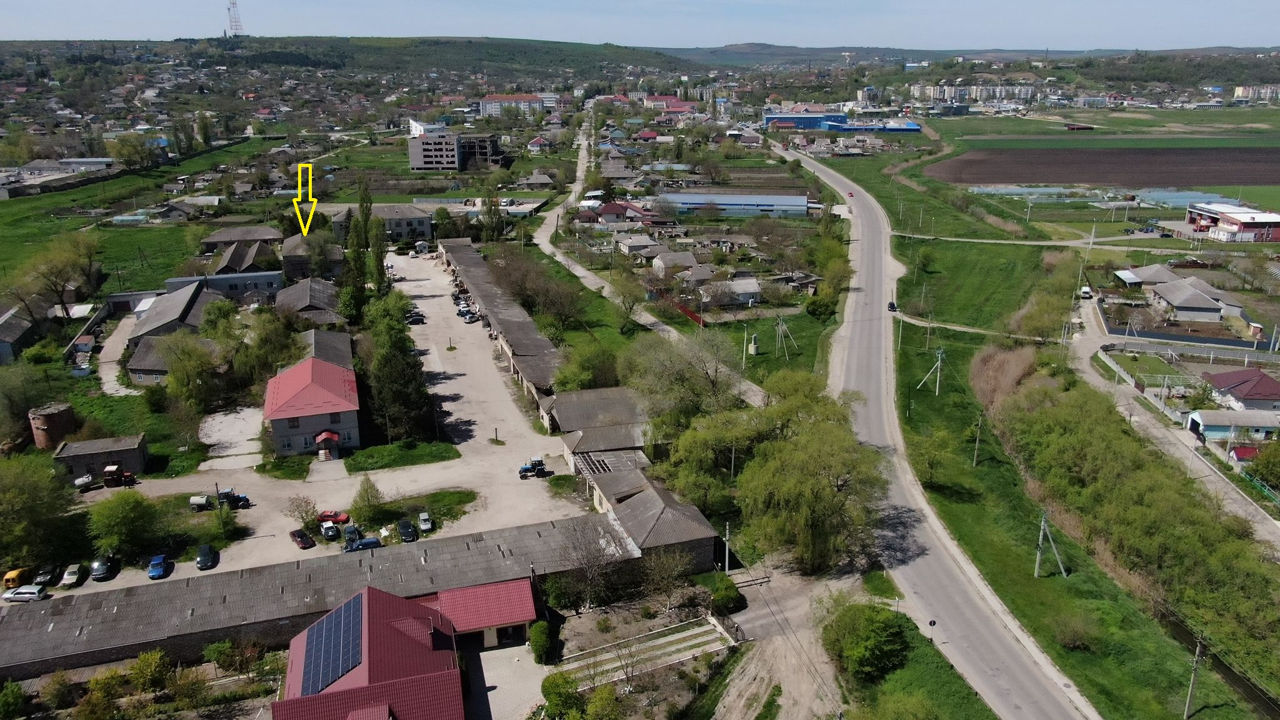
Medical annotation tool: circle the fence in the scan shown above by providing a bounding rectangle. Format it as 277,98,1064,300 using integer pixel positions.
675,303,705,328
60,303,112,364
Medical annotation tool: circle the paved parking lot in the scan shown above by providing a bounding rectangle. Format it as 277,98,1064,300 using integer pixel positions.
54,252,583,598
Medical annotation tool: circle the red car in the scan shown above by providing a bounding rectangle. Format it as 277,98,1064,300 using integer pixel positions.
846,192,855,198
317,511,350,524
289,529,316,549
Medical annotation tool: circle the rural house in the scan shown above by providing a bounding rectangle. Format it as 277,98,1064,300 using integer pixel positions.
53,434,148,477
128,281,224,348
1186,409,1280,442
1202,368,1280,411
276,278,343,326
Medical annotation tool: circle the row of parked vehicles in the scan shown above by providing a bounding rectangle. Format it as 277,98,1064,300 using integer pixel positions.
452,289,481,324
290,509,435,553
2,543,221,603
73,465,137,493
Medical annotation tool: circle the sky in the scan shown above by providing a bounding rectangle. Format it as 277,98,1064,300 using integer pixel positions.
5,0,1280,51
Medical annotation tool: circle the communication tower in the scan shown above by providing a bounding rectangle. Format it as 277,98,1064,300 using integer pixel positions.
227,0,245,36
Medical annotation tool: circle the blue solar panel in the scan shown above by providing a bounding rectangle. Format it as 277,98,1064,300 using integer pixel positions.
300,594,363,695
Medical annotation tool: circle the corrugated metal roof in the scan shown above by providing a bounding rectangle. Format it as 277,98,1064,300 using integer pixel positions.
436,579,535,634
264,358,359,420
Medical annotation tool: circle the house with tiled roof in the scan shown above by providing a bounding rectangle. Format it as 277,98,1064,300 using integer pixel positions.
271,587,464,720
213,240,278,275
1203,367,1280,411
263,357,360,457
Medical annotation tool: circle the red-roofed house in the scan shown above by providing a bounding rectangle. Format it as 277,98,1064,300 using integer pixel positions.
272,587,464,720
435,578,537,648
1229,445,1261,471
636,130,659,142
264,357,361,457
526,135,550,154
1202,367,1280,411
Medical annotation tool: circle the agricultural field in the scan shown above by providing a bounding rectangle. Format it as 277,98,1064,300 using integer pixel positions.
928,107,1280,143
925,147,1280,186
1196,185,1280,212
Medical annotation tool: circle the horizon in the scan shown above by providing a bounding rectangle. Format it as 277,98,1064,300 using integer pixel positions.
6,0,1280,51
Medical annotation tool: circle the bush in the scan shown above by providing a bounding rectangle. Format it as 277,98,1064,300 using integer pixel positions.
544,575,585,611
1052,611,1102,653
692,572,745,615
143,384,168,413
85,669,125,703
0,681,25,720
41,670,77,710
596,616,614,634
22,338,61,365
805,292,837,321
129,648,171,692
530,620,552,664
541,671,585,719
820,603,913,686
640,605,657,620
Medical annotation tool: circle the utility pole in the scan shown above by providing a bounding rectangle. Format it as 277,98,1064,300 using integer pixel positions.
916,348,945,396
725,522,731,572
1183,638,1205,719
1033,511,1068,578
973,415,982,467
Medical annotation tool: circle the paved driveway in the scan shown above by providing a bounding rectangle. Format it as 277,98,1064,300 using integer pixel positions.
58,255,583,598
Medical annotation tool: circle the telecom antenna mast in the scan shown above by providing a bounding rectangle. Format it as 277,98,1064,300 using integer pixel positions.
227,0,245,36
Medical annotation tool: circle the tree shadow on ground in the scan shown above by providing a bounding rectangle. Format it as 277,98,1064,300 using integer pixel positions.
876,503,928,569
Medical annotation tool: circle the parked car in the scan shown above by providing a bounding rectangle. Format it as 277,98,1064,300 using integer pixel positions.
456,306,472,317
345,537,382,552
90,555,117,582
2,585,47,603
887,301,898,312
397,519,419,543
408,251,418,258
317,510,350,524
32,565,64,586
290,529,316,549
59,564,84,587
417,511,434,533
73,474,99,492
320,521,340,541
343,525,362,546
462,313,480,324
1159,232,1174,238
408,315,425,325
147,555,170,580
195,545,218,571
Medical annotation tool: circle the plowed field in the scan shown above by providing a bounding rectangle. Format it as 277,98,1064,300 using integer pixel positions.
925,147,1280,186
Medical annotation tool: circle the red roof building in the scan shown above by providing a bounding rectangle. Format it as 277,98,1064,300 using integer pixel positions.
272,581,539,720
263,357,361,457
1202,368,1280,411
273,587,464,720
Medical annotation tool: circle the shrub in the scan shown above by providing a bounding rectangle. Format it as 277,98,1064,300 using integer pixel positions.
71,691,115,720
142,384,168,413
1052,611,1102,653
820,603,912,685
22,338,61,365
85,669,125,703
640,605,656,619
129,648,171,692
805,292,837,321
41,670,77,710
541,671,585,719
596,616,614,634
545,575,584,611
692,572,745,615
530,620,551,664
0,681,25,720
167,666,209,710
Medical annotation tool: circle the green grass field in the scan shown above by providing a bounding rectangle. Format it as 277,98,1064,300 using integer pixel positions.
896,324,1253,719
342,441,461,473
1196,185,1280,212
960,136,1280,150
1108,352,1181,378
864,619,997,720
0,140,270,289
930,107,1280,143
892,237,1057,330
527,249,640,354
696,312,835,384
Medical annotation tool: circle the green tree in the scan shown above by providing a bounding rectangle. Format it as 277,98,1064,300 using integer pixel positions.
554,342,617,391
107,133,154,170
129,649,171,692
1250,441,1280,488
0,456,74,567
642,548,692,611
203,640,236,674
0,680,24,720
167,667,209,710
285,495,320,534
41,670,77,710
86,670,125,702
821,602,913,685
541,671,585,719
433,207,457,239
233,311,300,385
71,692,115,720
529,620,552,664
348,475,386,527
88,489,162,559
158,331,221,412
367,216,388,295
585,685,622,720
197,113,214,148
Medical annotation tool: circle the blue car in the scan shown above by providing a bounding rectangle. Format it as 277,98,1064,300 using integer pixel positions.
147,555,169,580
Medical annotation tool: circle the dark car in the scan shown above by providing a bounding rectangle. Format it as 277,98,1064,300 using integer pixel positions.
195,544,218,571
887,301,898,312
397,519,419,543
289,529,316,549
408,315,425,325
345,537,382,552
343,525,362,546
1159,232,1174,238
32,564,64,586
90,555,117,582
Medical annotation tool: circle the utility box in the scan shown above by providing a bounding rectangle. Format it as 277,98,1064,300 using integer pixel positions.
748,334,759,356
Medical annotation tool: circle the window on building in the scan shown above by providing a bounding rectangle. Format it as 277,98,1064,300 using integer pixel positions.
136,373,144,381
287,417,300,429
283,437,292,450
329,412,341,424
229,283,239,291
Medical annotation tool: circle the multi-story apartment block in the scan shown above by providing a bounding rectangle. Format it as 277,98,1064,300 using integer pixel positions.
479,93,543,117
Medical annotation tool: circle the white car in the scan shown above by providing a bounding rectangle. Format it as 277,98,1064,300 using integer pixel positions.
417,511,434,533
3,585,47,603
60,565,83,587
408,251,418,258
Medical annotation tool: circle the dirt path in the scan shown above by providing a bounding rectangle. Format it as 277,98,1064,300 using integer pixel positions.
715,560,854,720
97,315,141,396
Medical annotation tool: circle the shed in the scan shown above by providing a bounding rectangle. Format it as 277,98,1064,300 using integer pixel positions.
1186,409,1279,442
53,434,148,477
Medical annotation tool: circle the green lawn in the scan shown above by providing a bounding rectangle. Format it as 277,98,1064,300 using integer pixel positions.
932,107,1280,143
0,139,270,290
892,236,1058,330
357,489,478,536
255,455,314,480
896,324,1252,719
824,156,1021,240
695,313,835,384
153,493,249,561
1108,352,1180,378
861,569,902,600
342,441,460,473
524,248,641,354
1196,185,1280,213
546,474,579,497
96,224,212,294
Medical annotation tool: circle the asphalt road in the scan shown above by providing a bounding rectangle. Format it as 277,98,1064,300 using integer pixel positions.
774,143,1100,720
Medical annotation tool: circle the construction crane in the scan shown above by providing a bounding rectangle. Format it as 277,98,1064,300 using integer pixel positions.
227,0,244,36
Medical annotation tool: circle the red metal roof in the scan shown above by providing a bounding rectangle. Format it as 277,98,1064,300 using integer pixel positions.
436,578,536,634
273,673,463,720
264,358,360,420
1202,368,1280,401
1231,446,1261,460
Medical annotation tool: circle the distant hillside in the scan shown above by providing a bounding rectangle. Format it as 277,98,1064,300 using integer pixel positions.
646,43,1280,68
199,36,699,76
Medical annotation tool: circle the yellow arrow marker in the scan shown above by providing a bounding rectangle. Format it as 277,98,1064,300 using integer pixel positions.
293,163,317,236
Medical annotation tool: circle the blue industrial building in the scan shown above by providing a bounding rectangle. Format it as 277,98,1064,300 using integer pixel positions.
819,119,922,133
762,113,848,130
657,193,810,218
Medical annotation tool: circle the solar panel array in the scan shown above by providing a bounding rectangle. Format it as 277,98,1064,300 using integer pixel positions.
300,594,364,695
